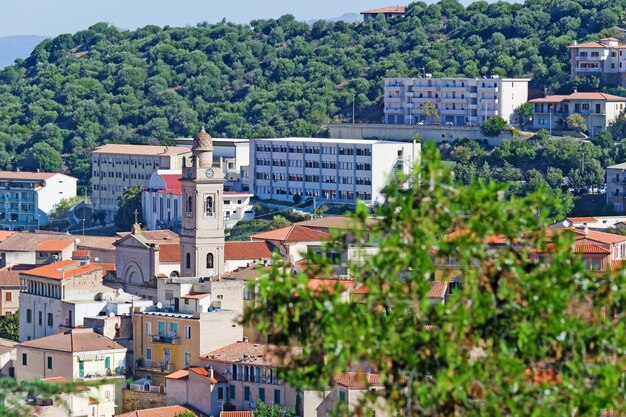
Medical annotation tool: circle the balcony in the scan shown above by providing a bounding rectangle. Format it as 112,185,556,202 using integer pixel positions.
442,97,466,103
440,85,467,91
577,67,602,73
383,107,403,114
136,359,176,373
478,85,499,92
576,55,604,61
152,334,180,345
411,84,434,91
480,97,499,103
440,108,467,115
75,368,125,380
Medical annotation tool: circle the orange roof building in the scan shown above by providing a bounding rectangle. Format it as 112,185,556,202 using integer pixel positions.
250,225,330,243
530,91,626,136
568,37,626,88
361,5,406,20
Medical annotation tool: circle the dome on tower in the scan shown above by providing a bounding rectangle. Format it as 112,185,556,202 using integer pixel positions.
193,127,213,151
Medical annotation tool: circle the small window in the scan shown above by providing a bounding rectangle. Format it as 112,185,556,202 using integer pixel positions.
5,292,11,302
339,391,346,402
206,253,214,269
244,386,250,401
47,357,52,369
26,309,31,323
47,313,53,327
184,352,191,367
184,326,191,339
274,389,281,405
186,253,191,269
259,387,265,402
22,353,27,366
230,384,236,400
218,386,224,400
38,311,42,325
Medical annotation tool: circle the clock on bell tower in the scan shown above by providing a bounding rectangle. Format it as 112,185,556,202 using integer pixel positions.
179,127,225,278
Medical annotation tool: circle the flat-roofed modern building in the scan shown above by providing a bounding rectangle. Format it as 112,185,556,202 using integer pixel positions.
383,76,529,126
0,171,77,231
249,138,418,205
91,144,191,222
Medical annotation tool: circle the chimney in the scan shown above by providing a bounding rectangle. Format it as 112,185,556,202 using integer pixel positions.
208,366,214,379
573,88,578,93
583,226,589,235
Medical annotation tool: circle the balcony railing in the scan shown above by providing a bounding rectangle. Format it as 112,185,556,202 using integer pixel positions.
576,56,604,61
152,335,180,345
577,67,602,72
136,359,176,373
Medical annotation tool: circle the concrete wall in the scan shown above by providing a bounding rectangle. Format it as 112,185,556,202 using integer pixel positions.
328,124,516,146
122,388,167,413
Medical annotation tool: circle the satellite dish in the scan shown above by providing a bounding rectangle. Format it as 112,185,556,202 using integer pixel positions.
156,302,163,309
109,312,115,318
74,238,81,245
117,288,124,295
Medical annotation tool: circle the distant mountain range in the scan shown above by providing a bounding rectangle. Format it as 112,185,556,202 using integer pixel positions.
0,35,49,68
306,12,362,25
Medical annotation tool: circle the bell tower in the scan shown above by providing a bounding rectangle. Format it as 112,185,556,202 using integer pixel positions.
179,127,225,277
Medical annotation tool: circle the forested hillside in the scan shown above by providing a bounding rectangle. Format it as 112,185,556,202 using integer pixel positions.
0,0,625,183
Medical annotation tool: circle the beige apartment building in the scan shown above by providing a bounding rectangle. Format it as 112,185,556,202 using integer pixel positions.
530,92,626,136
568,37,626,86
383,76,529,126
16,328,127,416
92,144,191,222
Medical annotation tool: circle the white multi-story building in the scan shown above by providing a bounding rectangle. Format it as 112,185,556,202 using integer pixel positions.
249,138,418,205
383,76,530,126
568,37,626,86
91,144,191,222
0,171,77,231
175,138,250,191
141,170,254,231
530,92,626,135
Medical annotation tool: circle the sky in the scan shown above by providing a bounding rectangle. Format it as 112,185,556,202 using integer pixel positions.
0,0,404,37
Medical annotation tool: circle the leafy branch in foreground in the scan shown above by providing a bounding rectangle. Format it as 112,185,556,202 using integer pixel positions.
245,142,626,416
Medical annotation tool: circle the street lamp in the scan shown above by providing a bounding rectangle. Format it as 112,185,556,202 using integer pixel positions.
549,103,552,138
352,94,356,125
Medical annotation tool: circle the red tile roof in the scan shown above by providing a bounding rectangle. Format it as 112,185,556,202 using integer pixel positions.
0,231,13,242
574,229,626,244
221,412,254,417
181,292,210,300
530,92,626,103
351,285,369,295
0,171,69,181
574,243,611,254
17,329,125,352
566,217,598,223
334,372,382,388
250,225,330,242
526,368,562,385
225,241,273,260
428,281,448,299
159,243,180,262
165,367,227,384
0,270,20,286
159,174,182,194
202,341,302,367
307,279,356,293
35,240,74,252
361,5,406,14
21,260,103,280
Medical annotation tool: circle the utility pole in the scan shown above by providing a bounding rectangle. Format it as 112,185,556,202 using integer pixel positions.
352,94,356,125
549,104,552,138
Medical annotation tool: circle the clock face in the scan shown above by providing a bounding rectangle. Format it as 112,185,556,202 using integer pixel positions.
186,168,193,179
205,168,215,178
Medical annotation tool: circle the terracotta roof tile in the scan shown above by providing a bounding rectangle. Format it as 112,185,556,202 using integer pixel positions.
160,174,182,193
531,93,626,103
574,229,626,244
250,225,330,242
225,241,273,260
21,260,104,281
428,281,448,299
221,412,254,417
93,144,190,156
165,367,228,384
574,243,611,254
35,240,74,252
566,217,598,223
334,372,382,388
0,231,13,242
526,368,562,385
0,232,117,252
0,270,20,286
17,329,125,353
202,341,302,367
159,243,180,262
116,405,192,417
181,292,210,300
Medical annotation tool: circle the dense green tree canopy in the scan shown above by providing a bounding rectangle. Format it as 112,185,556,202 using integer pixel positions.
245,144,626,416
0,0,624,183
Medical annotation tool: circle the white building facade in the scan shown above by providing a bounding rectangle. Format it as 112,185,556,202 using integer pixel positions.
91,144,191,222
249,138,418,205
0,172,77,231
568,37,626,86
142,170,254,231
383,76,530,126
